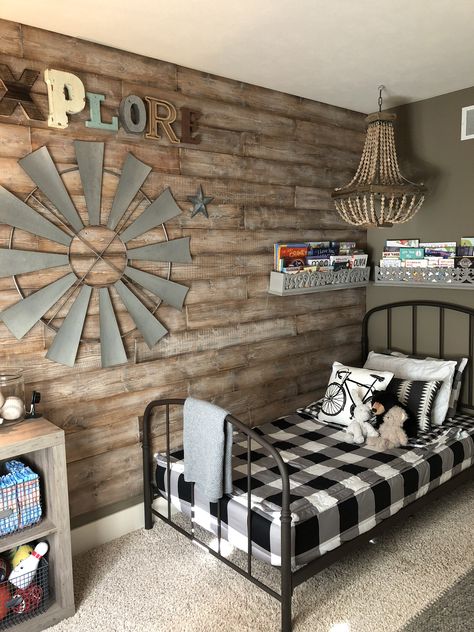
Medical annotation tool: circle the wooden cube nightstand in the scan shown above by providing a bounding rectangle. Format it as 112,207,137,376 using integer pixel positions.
0,418,75,631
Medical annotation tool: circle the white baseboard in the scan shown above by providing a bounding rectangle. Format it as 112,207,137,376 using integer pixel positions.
71,501,145,556
70,497,172,556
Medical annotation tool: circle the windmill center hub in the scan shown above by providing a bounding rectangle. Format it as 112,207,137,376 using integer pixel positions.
69,226,127,287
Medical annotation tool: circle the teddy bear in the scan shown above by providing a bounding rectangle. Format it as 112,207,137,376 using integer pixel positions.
366,390,417,450
344,388,379,445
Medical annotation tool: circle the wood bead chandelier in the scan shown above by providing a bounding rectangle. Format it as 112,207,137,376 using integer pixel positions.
332,86,426,228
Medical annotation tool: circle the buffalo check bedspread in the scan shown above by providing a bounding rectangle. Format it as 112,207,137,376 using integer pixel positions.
155,412,474,567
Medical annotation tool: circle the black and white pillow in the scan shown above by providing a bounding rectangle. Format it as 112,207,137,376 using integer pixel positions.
318,362,393,426
385,350,468,421
386,377,442,432
447,358,468,418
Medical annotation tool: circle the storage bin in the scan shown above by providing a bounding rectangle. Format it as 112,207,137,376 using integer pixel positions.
0,462,42,537
0,558,50,630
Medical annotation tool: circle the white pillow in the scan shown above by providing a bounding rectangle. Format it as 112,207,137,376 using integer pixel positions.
364,351,457,425
319,362,393,426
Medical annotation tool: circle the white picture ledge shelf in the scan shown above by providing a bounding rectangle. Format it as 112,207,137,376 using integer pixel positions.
268,268,370,296
373,266,474,289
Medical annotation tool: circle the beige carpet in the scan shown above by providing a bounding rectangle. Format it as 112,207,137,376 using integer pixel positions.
51,479,474,632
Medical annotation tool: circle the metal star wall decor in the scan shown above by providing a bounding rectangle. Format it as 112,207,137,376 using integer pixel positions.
0,142,192,368
188,185,214,218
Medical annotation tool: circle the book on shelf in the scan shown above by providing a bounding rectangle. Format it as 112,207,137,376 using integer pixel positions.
274,243,308,271
399,247,425,260
455,256,474,269
380,258,403,268
457,246,474,256
274,241,367,273
386,239,419,248
380,238,461,268
306,256,332,269
351,254,368,268
420,242,456,258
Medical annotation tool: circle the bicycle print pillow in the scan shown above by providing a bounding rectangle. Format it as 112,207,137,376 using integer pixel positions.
318,362,394,426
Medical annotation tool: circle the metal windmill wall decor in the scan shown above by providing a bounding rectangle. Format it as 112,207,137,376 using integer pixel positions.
0,142,192,368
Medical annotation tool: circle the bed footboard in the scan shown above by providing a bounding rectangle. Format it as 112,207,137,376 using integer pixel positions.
141,398,293,632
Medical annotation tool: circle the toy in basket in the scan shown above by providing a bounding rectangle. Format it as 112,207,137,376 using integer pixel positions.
0,542,48,623
9,542,48,590
0,461,42,537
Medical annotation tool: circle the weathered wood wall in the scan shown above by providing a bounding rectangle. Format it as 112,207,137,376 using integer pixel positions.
0,19,366,522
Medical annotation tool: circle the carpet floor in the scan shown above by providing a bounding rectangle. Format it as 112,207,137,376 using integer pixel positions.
401,566,474,632
51,479,474,632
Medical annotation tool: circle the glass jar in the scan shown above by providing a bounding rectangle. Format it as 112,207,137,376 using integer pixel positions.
0,370,26,423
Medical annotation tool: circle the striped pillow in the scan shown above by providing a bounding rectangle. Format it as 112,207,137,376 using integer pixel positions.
446,357,468,418
386,351,468,420
386,378,442,431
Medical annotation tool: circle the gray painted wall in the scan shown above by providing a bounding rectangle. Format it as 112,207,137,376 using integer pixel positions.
365,86,474,401
367,85,474,313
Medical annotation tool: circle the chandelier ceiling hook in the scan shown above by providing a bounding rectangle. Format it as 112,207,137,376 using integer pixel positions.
378,85,384,112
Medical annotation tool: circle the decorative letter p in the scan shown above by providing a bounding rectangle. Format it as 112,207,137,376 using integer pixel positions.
44,69,86,129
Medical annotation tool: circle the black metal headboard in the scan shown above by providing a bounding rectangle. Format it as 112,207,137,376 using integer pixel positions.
362,300,474,413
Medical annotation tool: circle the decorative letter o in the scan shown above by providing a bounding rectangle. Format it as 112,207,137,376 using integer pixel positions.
119,95,147,134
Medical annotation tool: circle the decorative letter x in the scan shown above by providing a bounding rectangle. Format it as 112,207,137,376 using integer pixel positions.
0,64,45,120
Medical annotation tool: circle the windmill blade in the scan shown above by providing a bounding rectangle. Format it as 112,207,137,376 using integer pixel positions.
0,186,72,247
46,285,92,367
107,154,151,231
120,188,182,243
0,272,77,340
99,287,128,368
74,141,104,225
19,146,84,232
114,280,168,349
0,248,69,278
124,266,188,311
127,237,192,264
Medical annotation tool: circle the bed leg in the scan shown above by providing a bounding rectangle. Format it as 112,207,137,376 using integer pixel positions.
281,581,292,632
143,405,153,530
281,508,292,632
144,486,153,530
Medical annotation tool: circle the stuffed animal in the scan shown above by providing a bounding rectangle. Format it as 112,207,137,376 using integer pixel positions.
9,545,33,571
8,542,48,590
0,556,9,583
367,390,417,450
344,388,379,444
11,584,43,614
0,584,11,621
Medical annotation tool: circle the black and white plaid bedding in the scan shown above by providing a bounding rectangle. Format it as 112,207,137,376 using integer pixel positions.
155,412,474,567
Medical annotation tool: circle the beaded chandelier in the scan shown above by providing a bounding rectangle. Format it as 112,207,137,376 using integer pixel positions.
332,86,426,228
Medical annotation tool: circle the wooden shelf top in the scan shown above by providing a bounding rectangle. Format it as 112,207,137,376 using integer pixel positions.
0,418,64,460
0,518,57,554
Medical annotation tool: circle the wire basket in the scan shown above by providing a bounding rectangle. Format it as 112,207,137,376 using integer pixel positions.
0,558,50,629
0,461,42,538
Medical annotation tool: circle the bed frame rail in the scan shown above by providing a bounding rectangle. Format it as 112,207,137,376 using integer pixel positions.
142,301,474,631
142,398,293,632
362,300,474,413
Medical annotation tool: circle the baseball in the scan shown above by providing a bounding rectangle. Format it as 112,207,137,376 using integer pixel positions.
0,396,25,421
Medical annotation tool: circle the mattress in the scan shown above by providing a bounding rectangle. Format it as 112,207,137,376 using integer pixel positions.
155,412,474,567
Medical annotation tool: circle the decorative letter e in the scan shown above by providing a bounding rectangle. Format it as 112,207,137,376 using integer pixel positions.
44,69,86,129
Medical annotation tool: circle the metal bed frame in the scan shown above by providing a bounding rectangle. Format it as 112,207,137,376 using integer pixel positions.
142,300,474,631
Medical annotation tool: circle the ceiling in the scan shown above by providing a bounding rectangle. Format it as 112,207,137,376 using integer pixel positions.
2,0,474,114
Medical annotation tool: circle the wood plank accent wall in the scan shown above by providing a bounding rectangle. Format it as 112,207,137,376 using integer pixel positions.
0,19,366,521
